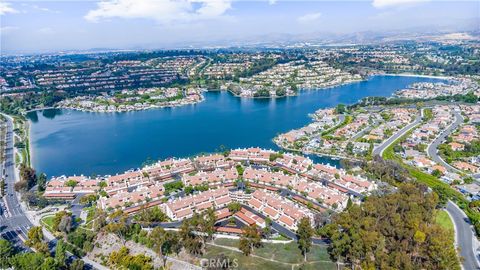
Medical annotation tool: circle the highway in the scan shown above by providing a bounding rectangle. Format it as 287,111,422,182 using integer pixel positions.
372,112,422,157
427,111,464,174
446,201,480,270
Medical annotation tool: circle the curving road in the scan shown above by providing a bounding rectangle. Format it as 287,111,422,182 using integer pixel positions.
446,201,480,270
373,112,422,157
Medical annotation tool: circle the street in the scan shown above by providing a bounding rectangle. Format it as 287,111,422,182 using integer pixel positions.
0,113,33,248
427,111,464,174
446,201,480,270
372,112,422,157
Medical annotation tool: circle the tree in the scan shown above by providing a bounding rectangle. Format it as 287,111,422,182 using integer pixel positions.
109,246,153,270
10,252,47,270
40,257,58,270
19,164,37,189
321,183,460,269
133,206,168,224
26,226,44,247
79,194,97,205
52,211,73,233
432,169,442,178
105,216,129,244
179,216,204,256
58,214,73,233
65,179,77,188
150,227,181,267
227,202,242,213
37,173,47,192
313,211,331,229
464,176,474,184
335,104,346,114
0,239,14,268
55,239,67,267
238,225,262,256
69,259,85,270
197,208,216,245
297,217,314,261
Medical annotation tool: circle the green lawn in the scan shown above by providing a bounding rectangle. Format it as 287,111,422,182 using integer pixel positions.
41,215,55,231
205,238,335,270
436,210,454,232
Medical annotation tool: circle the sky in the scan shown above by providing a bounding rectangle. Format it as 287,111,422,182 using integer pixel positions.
0,0,478,54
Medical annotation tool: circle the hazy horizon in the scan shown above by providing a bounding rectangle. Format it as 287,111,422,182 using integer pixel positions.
1,0,479,54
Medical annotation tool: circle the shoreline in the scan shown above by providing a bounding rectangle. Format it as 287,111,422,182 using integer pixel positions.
25,73,447,115
382,73,452,80
25,95,206,114
228,78,365,99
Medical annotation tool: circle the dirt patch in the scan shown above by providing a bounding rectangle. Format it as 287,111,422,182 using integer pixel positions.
88,232,201,270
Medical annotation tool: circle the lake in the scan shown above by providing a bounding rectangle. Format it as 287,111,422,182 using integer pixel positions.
27,75,444,177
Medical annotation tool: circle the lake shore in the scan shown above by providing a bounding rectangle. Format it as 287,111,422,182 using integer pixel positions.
382,73,452,80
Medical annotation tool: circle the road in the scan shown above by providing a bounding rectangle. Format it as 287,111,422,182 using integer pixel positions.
446,201,480,270
427,111,464,173
372,112,422,157
0,113,33,247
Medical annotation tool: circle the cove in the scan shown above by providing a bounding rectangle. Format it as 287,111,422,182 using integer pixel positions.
27,75,445,177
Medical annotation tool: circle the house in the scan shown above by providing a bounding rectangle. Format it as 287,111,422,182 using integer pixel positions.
449,142,465,151
454,161,479,173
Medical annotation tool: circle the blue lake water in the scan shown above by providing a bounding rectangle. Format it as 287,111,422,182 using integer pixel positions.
27,75,444,177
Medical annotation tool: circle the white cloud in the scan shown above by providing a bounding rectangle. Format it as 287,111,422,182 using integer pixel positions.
297,12,322,24
268,0,277,5
85,0,232,23
0,26,19,35
372,0,430,9
38,27,55,35
0,2,18,15
30,4,59,13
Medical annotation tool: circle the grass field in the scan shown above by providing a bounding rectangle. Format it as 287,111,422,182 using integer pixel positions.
203,238,336,270
436,210,454,232
41,215,55,231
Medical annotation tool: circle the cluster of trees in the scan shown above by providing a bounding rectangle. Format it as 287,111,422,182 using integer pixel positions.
227,202,242,213
238,225,262,256
178,209,217,256
236,217,314,260
14,164,37,192
439,139,480,164
0,227,85,270
108,246,153,270
45,210,97,257
253,89,271,97
358,155,411,184
133,206,168,224
269,152,284,162
51,211,74,234
321,183,460,270
163,181,184,195
106,208,216,260
354,91,479,110
184,183,209,195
